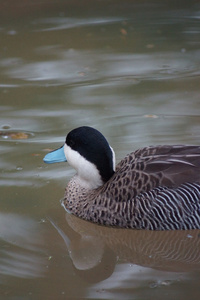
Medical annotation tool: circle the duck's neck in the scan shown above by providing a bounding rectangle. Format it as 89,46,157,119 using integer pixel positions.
74,174,103,190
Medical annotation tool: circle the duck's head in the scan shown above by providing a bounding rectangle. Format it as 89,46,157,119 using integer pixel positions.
43,126,115,189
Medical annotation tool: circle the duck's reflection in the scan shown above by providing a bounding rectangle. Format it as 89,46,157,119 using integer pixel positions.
50,212,200,283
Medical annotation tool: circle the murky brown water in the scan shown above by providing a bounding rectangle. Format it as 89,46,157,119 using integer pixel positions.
1,0,200,299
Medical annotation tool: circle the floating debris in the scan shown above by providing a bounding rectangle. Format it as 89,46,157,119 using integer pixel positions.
32,153,41,157
0,131,33,140
146,44,155,49
16,166,23,171
143,114,158,119
120,28,127,36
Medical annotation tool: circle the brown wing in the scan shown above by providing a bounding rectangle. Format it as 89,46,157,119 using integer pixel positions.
110,145,200,198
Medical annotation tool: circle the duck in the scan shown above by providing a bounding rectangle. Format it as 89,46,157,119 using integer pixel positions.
43,126,200,230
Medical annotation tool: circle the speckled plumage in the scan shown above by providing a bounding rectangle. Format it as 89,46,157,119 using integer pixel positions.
62,144,200,230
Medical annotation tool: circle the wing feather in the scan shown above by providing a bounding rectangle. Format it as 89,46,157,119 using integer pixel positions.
112,145,200,198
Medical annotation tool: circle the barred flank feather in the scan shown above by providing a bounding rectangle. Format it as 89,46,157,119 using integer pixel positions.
130,183,200,230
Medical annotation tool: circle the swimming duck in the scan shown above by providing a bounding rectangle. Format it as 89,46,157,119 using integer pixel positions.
43,126,200,230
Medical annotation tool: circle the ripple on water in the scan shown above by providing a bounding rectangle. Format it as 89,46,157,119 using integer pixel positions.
0,213,46,279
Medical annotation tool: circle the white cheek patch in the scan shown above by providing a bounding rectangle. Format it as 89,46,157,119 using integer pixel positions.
64,144,103,189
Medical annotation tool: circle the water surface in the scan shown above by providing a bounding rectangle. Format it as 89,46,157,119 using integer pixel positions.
0,0,200,299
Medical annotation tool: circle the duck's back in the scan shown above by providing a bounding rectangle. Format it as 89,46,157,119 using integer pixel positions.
97,145,200,230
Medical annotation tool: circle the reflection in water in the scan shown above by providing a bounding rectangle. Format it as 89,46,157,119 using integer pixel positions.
88,263,184,300
50,212,200,285
49,216,116,283
35,17,123,32
0,213,45,279
5,49,200,84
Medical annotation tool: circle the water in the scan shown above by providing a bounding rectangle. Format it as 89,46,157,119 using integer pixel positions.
0,0,200,299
